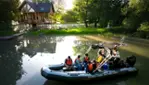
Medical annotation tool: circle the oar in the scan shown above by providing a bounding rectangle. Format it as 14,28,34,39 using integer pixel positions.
85,45,92,54
94,54,112,72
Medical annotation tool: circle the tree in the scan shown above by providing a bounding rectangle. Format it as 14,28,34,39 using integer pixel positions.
61,10,78,23
74,0,91,27
0,38,23,85
32,0,52,3
49,5,64,23
122,0,149,33
0,0,20,31
74,0,124,28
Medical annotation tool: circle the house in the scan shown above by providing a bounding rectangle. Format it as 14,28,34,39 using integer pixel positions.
18,0,55,24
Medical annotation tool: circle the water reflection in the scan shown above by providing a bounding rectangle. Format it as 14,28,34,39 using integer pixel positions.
73,40,101,59
17,36,64,57
0,35,149,85
0,38,23,85
16,36,78,85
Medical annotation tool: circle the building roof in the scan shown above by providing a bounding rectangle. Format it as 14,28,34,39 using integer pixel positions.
19,0,55,13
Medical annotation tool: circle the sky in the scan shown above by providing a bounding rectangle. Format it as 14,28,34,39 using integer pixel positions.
64,0,74,10
20,0,74,10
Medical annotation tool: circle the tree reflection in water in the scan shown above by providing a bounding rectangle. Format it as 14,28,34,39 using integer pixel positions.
73,40,103,60
0,38,23,85
17,36,64,58
0,35,65,85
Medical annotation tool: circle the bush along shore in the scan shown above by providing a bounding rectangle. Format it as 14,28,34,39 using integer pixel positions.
26,28,118,36
24,27,149,39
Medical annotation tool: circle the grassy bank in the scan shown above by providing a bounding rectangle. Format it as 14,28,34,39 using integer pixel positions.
0,31,16,36
26,28,112,35
0,23,17,36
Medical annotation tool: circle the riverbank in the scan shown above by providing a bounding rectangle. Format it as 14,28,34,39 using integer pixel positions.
26,28,124,37
0,31,16,36
27,28,106,35
0,32,24,40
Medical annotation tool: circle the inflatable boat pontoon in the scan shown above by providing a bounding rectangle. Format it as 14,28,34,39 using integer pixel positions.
41,64,138,82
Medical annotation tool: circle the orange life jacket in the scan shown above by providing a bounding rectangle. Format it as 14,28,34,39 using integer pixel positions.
88,63,93,71
66,58,72,66
84,56,89,62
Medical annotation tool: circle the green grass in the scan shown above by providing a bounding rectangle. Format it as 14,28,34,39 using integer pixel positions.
27,28,109,35
0,23,17,36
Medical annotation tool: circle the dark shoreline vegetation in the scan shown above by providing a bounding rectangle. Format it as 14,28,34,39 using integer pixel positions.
0,26,149,40
26,28,123,37
25,27,149,39
0,31,16,37
27,28,107,35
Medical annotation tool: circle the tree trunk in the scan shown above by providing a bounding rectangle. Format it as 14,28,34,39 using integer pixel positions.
85,21,88,28
84,0,89,28
94,22,97,28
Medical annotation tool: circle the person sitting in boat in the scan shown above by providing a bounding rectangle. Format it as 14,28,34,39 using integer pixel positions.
84,53,90,63
111,45,120,58
96,49,106,64
83,53,90,70
86,61,94,73
92,59,97,71
64,56,73,70
74,55,83,70
108,45,122,69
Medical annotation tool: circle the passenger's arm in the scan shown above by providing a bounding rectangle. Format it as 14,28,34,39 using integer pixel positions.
116,51,120,57
64,59,67,65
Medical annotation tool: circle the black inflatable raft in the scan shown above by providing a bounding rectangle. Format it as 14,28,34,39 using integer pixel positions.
41,64,138,82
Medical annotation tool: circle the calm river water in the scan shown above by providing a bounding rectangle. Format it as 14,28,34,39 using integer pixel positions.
0,35,149,85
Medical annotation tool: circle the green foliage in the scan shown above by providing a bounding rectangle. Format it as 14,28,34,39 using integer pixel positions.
48,1,65,23
0,30,16,36
32,0,51,3
27,28,107,35
123,0,149,33
73,0,124,27
73,0,91,27
61,10,78,23
72,0,149,38
0,0,20,31
138,22,149,32
72,41,99,60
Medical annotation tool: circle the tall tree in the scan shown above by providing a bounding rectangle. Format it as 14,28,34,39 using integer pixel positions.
0,0,20,31
74,0,91,27
61,10,78,23
32,0,52,3
74,0,124,28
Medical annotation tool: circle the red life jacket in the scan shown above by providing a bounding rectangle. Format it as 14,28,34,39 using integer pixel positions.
88,63,93,71
84,56,89,62
66,58,72,66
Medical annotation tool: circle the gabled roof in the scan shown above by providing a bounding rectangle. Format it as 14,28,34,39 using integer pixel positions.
19,0,55,13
